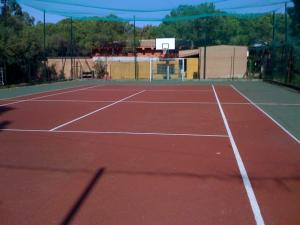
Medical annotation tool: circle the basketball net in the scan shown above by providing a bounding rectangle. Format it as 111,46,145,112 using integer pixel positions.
162,48,168,58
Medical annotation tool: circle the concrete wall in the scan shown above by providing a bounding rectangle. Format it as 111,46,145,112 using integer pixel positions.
48,57,153,80
47,46,247,81
48,57,94,79
198,45,248,79
109,62,150,80
186,58,198,79
48,57,182,80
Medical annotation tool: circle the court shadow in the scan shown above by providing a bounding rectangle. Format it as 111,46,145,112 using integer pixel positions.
108,169,300,192
0,163,94,174
60,168,106,225
0,106,13,130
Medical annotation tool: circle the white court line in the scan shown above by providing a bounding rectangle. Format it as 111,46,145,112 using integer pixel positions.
212,85,265,225
231,85,300,144
0,128,228,138
1,99,217,104
225,102,300,106
123,100,215,104
49,90,146,131
83,88,212,92
3,98,300,106
256,102,300,106
0,85,98,107
145,89,212,92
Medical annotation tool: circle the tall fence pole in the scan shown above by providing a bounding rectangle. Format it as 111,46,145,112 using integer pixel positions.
272,11,275,44
149,58,152,82
198,47,201,79
0,67,4,85
43,10,49,80
133,16,138,80
203,20,207,80
232,48,236,80
284,2,289,83
2,0,7,16
70,17,74,79
181,58,185,81
285,2,288,45
203,41,207,80
43,10,46,59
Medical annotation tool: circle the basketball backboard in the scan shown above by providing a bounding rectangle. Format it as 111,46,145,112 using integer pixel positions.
156,38,175,50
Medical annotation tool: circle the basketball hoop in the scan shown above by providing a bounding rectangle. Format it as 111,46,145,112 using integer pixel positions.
156,38,175,59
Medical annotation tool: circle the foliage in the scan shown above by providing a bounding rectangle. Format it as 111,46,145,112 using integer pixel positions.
0,1,295,85
289,0,300,37
288,0,300,87
149,3,286,46
93,61,107,79
42,18,134,57
38,3,287,59
0,0,42,84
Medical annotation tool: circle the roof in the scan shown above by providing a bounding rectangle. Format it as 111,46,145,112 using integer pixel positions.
179,45,248,57
140,39,156,49
179,49,200,57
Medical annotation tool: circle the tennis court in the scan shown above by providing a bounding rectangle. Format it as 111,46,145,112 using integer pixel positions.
0,82,299,225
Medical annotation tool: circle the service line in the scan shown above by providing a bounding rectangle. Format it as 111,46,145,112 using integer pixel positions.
212,85,265,225
82,89,212,92
3,98,300,106
1,128,228,138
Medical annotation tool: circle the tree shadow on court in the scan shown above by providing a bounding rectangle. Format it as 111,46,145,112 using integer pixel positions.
0,106,13,130
0,163,298,193
60,168,106,225
0,164,105,224
108,169,300,193
0,163,94,174
1,161,298,194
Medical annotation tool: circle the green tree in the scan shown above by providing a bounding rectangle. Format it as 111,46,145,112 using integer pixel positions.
148,3,285,46
289,0,300,38
0,0,43,84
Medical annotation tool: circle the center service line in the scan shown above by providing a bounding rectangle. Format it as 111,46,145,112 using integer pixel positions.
50,90,145,131
212,85,265,225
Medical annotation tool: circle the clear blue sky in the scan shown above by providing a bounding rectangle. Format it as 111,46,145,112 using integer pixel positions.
21,5,64,24
19,0,290,27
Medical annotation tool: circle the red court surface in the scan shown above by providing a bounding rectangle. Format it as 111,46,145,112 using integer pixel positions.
0,100,13,105
0,84,299,225
40,89,142,102
0,101,108,130
61,102,226,134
